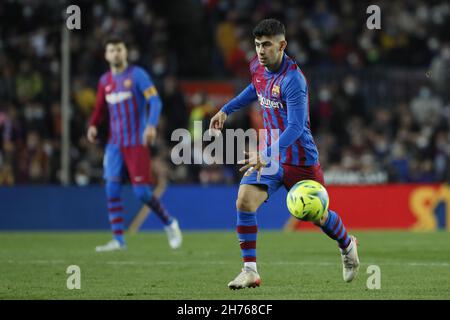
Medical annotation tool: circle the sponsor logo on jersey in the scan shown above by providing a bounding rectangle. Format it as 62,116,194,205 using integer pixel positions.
257,92,283,109
106,91,133,104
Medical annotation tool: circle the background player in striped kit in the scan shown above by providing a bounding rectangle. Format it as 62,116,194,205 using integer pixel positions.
209,19,359,289
87,37,182,251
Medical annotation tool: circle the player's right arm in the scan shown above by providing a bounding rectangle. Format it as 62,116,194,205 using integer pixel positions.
209,83,257,131
87,80,107,143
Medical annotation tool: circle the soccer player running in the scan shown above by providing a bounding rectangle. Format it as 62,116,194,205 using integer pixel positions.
87,37,182,252
209,19,359,289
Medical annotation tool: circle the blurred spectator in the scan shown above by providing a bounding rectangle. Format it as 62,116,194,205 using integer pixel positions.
434,130,450,182
389,142,410,182
73,79,96,117
74,161,91,186
336,76,367,122
430,42,450,101
0,63,16,102
215,10,239,72
227,39,254,79
15,61,43,102
161,75,189,145
188,92,215,142
410,86,443,127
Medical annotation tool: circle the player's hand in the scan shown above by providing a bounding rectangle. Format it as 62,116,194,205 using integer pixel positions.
87,126,98,143
238,151,268,182
208,111,227,136
143,125,157,146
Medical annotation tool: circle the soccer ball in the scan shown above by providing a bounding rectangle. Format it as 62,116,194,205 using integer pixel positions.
286,180,329,221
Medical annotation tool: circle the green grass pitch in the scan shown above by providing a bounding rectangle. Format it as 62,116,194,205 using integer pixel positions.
1,231,449,299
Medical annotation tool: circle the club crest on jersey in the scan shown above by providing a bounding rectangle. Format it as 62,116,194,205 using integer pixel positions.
124,78,132,88
272,85,280,98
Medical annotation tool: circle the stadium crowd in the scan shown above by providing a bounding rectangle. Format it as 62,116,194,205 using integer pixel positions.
0,0,449,185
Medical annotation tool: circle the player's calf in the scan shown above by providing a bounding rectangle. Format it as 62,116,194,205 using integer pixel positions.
104,181,126,248
133,185,172,225
133,185,182,249
317,210,360,281
231,185,267,289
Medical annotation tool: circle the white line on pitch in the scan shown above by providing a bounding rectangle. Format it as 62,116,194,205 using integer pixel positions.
5,259,450,267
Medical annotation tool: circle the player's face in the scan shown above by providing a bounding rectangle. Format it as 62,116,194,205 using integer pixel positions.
105,43,127,67
254,35,286,68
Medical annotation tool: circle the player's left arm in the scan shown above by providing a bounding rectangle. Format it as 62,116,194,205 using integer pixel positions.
135,67,162,146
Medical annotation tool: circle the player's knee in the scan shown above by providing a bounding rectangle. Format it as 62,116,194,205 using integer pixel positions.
105,181,121,197
133,185,152,203
236,185,267,212
236,195,258,212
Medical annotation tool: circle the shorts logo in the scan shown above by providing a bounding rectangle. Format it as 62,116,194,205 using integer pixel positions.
124,79,132,88
272,85,280,98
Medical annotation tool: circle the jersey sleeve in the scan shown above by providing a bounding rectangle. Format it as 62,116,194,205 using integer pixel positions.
89,79,107,127
134,67,162,127
134,67,157,98
261,72,307,163
221,83,258,115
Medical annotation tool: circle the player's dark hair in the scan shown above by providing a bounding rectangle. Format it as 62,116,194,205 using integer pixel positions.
253,19,285,38
104,36,127,48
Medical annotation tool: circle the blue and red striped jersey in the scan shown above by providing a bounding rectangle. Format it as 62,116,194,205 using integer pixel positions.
222,53,319,166
89,65,161,146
